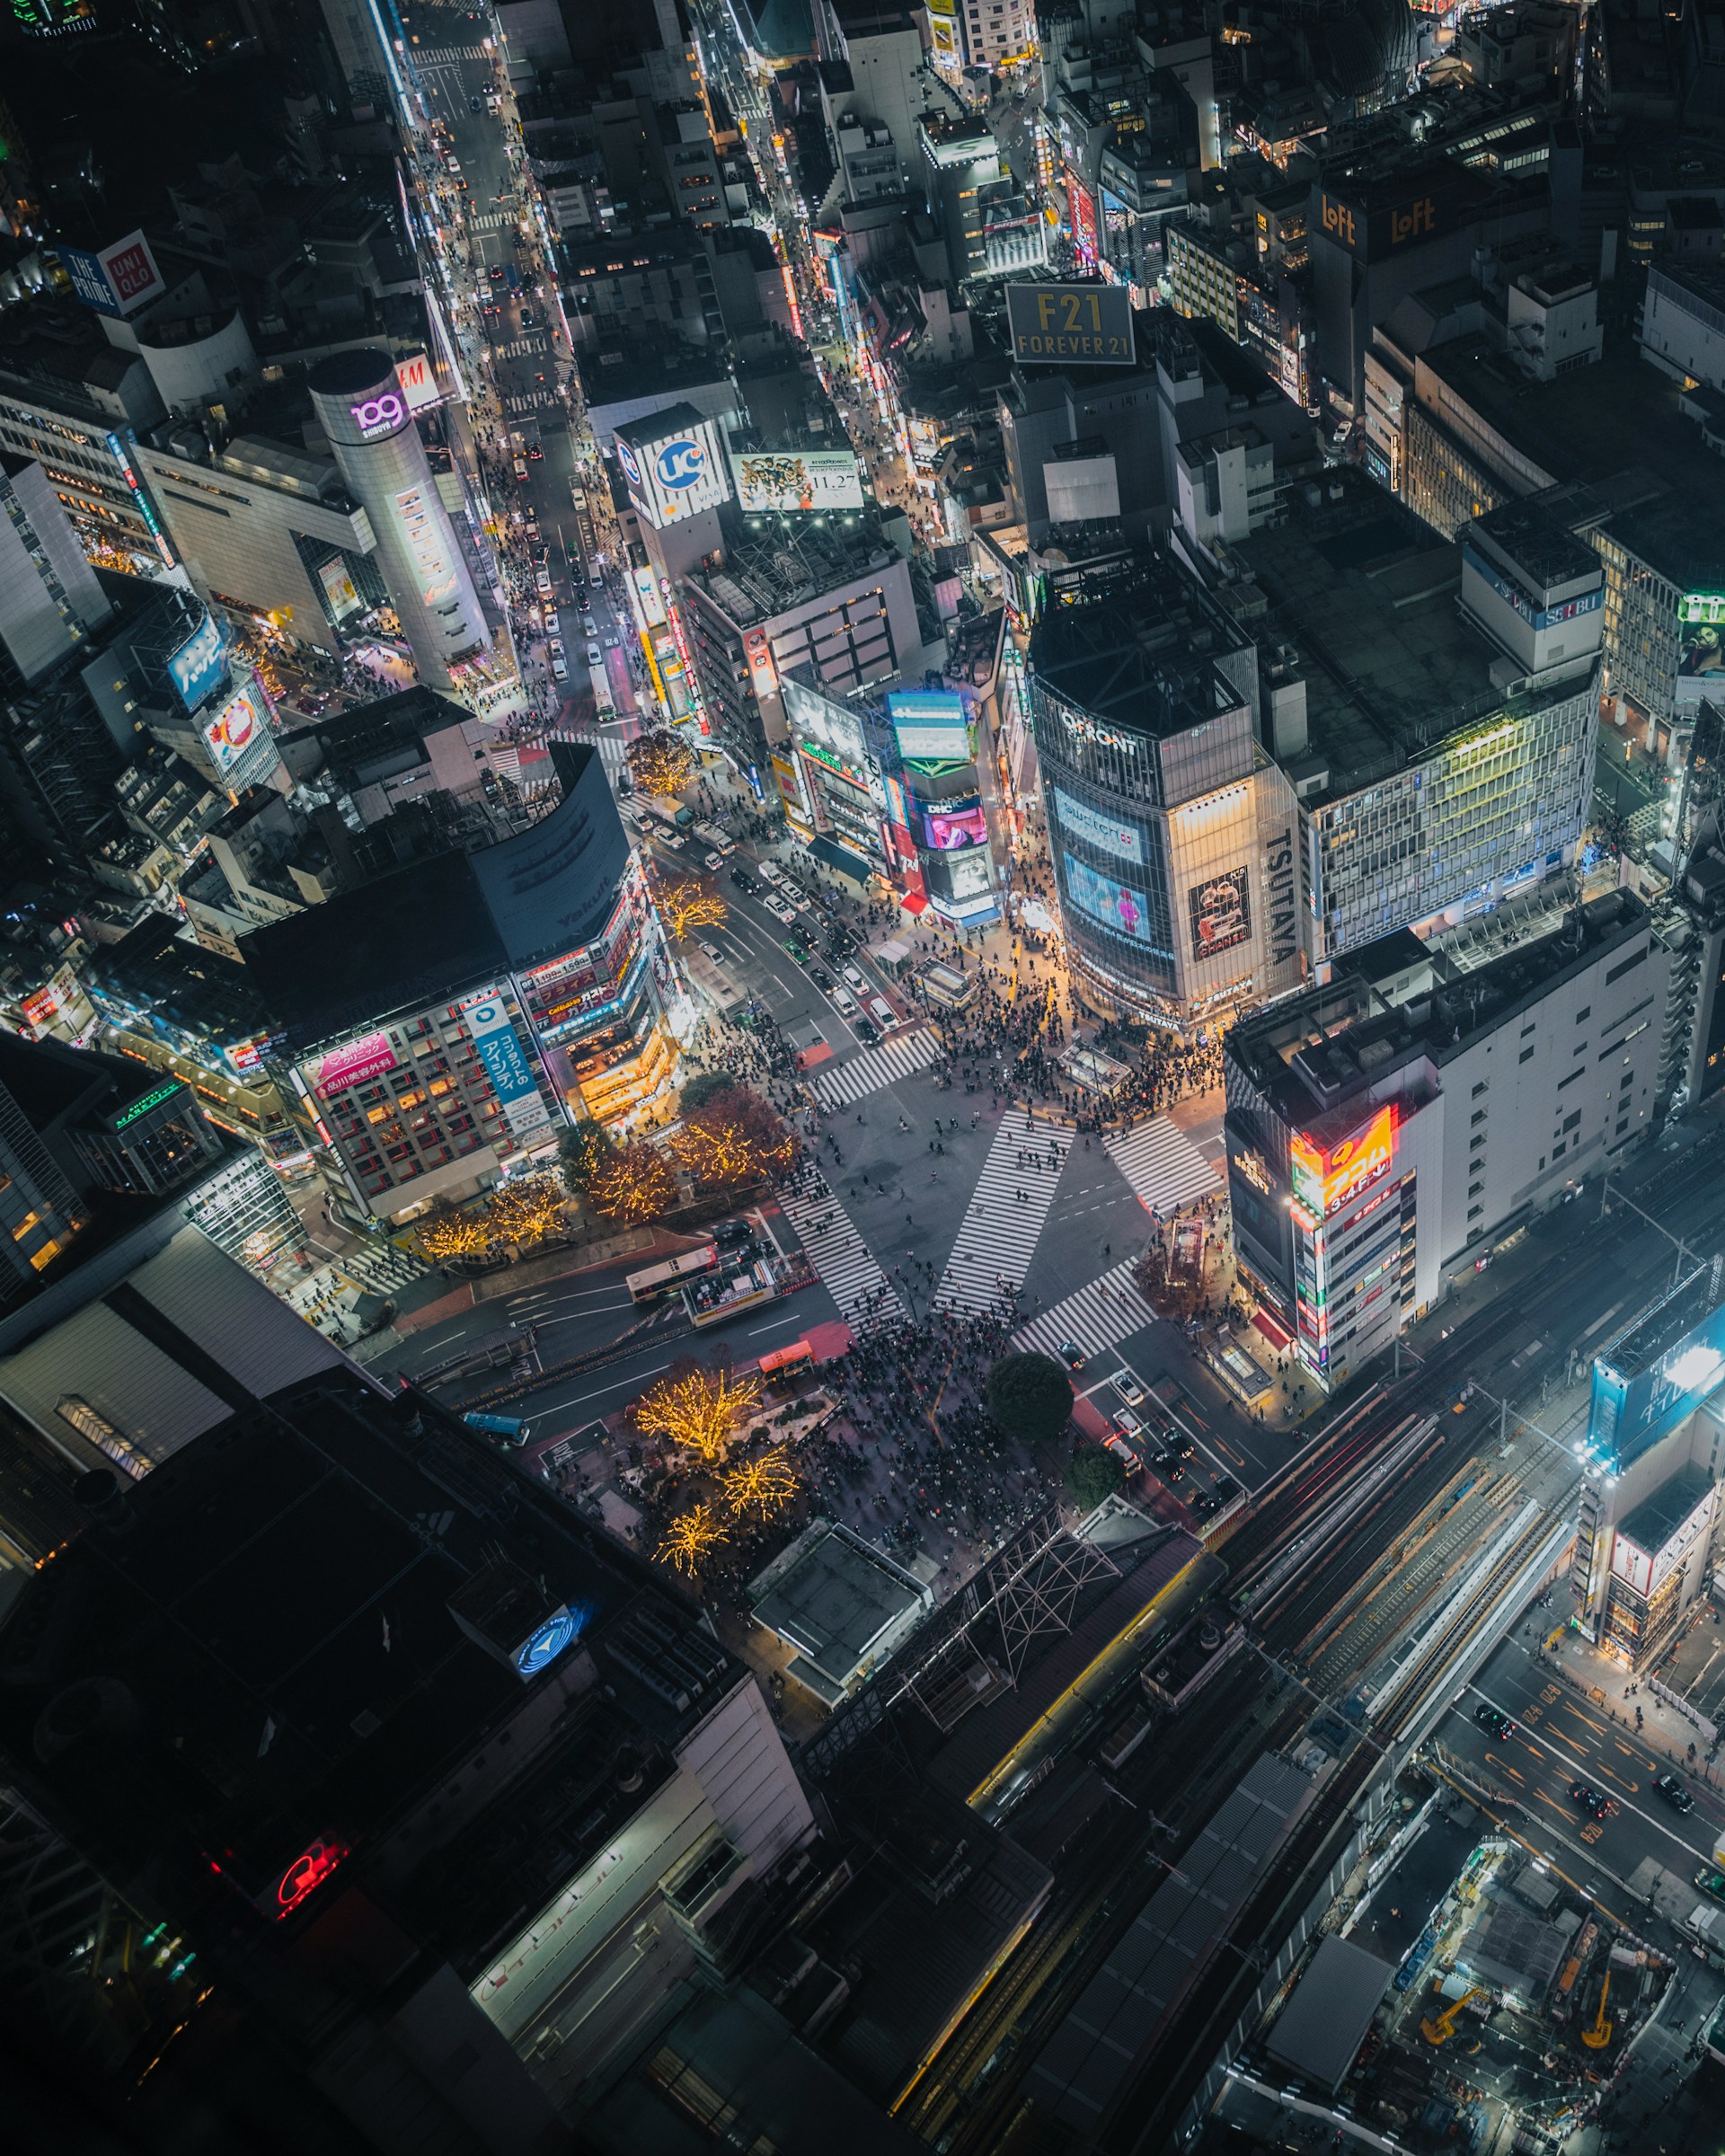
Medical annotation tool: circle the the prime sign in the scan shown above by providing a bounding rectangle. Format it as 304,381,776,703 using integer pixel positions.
1007,282,1137,367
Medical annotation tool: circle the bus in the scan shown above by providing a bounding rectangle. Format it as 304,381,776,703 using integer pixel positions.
591,662,615,718
758,1339,812,1382
685,1261,776,1328
626,1244,718,1303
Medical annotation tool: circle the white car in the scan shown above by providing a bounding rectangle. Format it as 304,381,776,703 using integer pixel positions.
703,851,723,871
551,656,567,682
765,897,797,923
868,995,896,1029
830,985,858,1015
698,941,723,962
547,638,564,660
544,609,559,634
842,963,866,992
586,641,601,664
1114,1372,1145,1406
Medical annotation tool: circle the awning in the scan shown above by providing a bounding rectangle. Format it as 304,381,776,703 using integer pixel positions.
809,835,874,882
1252,1307,1293,1351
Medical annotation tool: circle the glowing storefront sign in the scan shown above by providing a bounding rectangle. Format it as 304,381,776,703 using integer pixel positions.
1288,1105,1396,1220
314,1031,396,1095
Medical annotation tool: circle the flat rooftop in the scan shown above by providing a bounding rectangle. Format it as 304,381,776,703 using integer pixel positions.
1265,1934,1393,2093
752,1521,925,1694
1596,1263,1723,1383
1234,477,1513,797
1620,1460,1716,1559
1027,556,1251,746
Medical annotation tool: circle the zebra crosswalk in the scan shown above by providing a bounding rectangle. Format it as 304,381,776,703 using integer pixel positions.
777,1173,902,1336
1013,1259,1158,1363
334,1236,429,1295
1104,1118,1219,1220
501,336,547,358
503,391,561,413
468,211,511,234
933,1119,1073,1317
812,1027,941,1108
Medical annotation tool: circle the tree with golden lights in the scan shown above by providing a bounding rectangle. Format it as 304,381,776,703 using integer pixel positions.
657,880,729,941
627,729,694,797
720,1447,800,1520
668,1085,799,1192
418,1204,491,1262
659,1503,729,1574
631,1363,762,1462
486,1173,565,1248
588,1138,677,1224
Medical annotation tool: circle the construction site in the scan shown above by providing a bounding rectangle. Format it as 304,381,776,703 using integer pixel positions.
1237,1780,1677,2152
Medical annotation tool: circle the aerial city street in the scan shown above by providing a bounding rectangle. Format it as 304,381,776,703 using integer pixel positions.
4,0,1725,2151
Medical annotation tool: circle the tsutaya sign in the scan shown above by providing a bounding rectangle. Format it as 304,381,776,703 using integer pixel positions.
1264,823,1298,969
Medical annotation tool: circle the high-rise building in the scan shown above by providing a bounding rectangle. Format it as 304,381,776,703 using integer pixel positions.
243,744,680,1220
305,349,490,689
0,452,113,692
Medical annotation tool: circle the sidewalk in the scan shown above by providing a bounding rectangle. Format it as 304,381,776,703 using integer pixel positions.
1541,1623,1725,1795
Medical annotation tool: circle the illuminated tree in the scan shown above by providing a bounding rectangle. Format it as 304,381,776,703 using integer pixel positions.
487,1173,564,1248
588,1138,677,1224
668,1087,798,1191
418,1205,490,1262
659,1502,729,1574
558,1117,613,1195
627,729,694,797
632,1365,762,1462
657,880,729,941
720,1447,800,1519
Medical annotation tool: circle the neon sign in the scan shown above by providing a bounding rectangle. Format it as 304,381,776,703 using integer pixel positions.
349,392,405,437
112,1081,181,1129
1289,1104,1396,1219
273,1836,351,1918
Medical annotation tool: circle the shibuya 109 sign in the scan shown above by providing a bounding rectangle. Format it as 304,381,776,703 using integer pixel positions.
349,390,406,439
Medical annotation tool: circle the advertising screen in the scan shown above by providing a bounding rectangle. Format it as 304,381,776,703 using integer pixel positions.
314,1032,396,1095
202,682,263,775
1069,179,1100,265
1189,865,1252,959
57,228,164,316
1006,282,1136,368
1677,591,1725,707
1064,853,1152,941
1288,1106,1397,1221
463,993,553,1140
166,611,229,712
1053,784,1142,863
319,558,361,621
889,688,969,764
394,485,458,607
731,447,866,513
922,800,987,851
1590,1283,1725,1466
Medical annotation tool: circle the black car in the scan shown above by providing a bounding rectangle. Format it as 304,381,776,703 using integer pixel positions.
1473,1704,1515,1743
1653,1772,1696,1814
1570,1782,1611,1820
1189,1489,1221,1519
470,93,482,110
1056,1340,1084,1370
730,867,757,894
854,1016,880,1045
1212,1474,1240,1503
810,968,832,991
1155,1449,1187,1482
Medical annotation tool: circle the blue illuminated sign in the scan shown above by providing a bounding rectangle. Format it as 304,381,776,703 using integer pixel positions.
1589,1282,1725,1467
166,612,229,712
514,1604,582,1676
656,438,706,490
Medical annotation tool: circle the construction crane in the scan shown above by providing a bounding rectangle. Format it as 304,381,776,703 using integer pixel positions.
1421,1985,1485,2045
1581,1974,1614,2050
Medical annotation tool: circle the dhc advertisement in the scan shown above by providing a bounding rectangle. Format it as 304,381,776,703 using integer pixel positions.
1589,1286,1725,1468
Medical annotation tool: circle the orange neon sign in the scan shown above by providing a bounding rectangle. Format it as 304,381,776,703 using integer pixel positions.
1290,1104,1396,1219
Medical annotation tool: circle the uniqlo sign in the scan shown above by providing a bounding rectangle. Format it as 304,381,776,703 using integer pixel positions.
58,229,166,317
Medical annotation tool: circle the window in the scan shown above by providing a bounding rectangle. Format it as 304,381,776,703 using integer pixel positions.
1472,1080,1489,1098
1562,1109,1582,1132
1471,1109,1488,1126
1605,945,1647,986
1469,1180,1483,1197
1468,1202,1483,1219
1519,1045,1535,1063
1574,1006,1590,1024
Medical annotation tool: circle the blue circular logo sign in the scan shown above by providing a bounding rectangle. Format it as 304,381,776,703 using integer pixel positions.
515,1607,579,1676
616,439,641,486
656,438,706,490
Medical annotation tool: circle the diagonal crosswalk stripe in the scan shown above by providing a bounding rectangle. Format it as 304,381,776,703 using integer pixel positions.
1104,1118,1219,1220
776,1171,903,1336
933,1118,1073,1317
812,1027,941,1108
1012,1259,1158,1362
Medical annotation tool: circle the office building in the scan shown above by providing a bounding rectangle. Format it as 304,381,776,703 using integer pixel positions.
1225,888,1665,1384
0,452,113,690
1029,560,1304,1030
243,744,679,1219
305,349,491,688
0,1248,815,2143
1228,481,1601,968
679,516,924,767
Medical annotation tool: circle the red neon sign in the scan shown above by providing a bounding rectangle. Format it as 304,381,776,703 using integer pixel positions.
274,1836,350,1918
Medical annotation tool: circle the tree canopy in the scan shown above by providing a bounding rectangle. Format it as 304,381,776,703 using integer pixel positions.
986,1352,1074,1447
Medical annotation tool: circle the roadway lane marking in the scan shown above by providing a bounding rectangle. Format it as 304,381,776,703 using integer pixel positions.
748,1314,803,1334
531,1360,672,1415
1463,1682,1710,1865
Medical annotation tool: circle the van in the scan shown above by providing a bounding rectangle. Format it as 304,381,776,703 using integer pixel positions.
757,861,783,886
868,995,895,1029
842,963,865,992
831,985,857,1015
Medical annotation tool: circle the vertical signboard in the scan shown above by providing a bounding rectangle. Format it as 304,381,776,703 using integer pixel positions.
463,993,553,1139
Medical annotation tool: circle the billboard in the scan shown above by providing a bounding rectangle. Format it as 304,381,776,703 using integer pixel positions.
394,485,458,608
314,1032,396,1095
1677,591,1725,708
57,229,165,317
166,611,229,712
463,993,553,1140
394,349,442,415
1189,865,1252,959
1313,169,1460,264
202,682,263,775
1053,785,1143,863
889,688,969,764
1065,853,1152,942
319,557,362,621
1590,1280,1725,1466
922,799,987,851
731,447,866,513
1068,179,1100,266
1289,1106,1396,1222
1006,282,1135,368
616,414,730,528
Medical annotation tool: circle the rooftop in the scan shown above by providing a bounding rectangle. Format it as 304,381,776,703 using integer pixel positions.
1619,1460,1717,1560
1264,1934,1393,2093
689,512,901,625
752,1521,927,1697
1234,475,1522,796
1228,888,1655,1140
